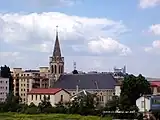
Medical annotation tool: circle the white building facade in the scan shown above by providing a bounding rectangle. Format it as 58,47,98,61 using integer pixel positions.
136,96,151,112
136,95,160,113
115,85,121,96
0,77,9,102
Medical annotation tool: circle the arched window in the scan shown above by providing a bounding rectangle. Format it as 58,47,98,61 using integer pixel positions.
61,66,63,73
59,65,61,74
51,65,53,73
54,65,57,74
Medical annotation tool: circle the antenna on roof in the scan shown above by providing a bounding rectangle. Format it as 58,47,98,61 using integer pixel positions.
73,61,76,70
94,81,99,89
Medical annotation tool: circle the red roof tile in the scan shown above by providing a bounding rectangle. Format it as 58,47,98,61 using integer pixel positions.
27,88,64,95
150,81,160,87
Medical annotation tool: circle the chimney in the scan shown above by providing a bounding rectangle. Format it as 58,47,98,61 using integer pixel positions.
76,85,79,93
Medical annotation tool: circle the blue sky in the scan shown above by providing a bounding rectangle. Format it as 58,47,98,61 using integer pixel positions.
0,0,160,77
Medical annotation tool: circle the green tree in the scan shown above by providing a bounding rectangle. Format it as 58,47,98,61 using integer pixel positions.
3,92,20,112
120,74,151,106
69,94,98,115
105,95,119,111
38,95,52,113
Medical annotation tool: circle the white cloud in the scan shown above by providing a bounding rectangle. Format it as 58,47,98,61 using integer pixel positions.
139,0,160,8
0,52,20,58
0,12,129,54
88,37,131,56
149,24,160,35
0,52,24,66
145,40,160,54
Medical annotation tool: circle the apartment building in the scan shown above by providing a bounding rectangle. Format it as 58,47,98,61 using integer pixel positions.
0,77,9,102
12,67,49,104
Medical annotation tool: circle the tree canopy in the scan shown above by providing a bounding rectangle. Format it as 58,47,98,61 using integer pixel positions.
120,74,151,106
0,65,11,78
0,65,14,93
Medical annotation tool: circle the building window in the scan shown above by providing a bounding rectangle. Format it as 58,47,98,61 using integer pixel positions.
6,81,7,84
61,66,63,73
60,95,63,102
54,65,57,74
141,101,144,108
151,87,154,94
51,65,53,73
157,87,160,93
32,95,33,100
35,95,37,100
59,65,61,73
101,96,104,101
48,95,50,100
40,95,41,100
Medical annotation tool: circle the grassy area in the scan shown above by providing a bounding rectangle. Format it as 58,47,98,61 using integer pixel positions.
0,113,111,120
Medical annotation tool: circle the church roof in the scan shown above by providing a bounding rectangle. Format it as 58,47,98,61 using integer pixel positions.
53,73,116,90
53,26,61,57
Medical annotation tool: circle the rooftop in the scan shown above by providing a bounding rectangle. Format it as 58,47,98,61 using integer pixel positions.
150,81,160,87
53,73,116,90
27,88,64,95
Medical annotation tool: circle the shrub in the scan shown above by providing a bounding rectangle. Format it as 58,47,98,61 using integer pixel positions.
25,107,39,114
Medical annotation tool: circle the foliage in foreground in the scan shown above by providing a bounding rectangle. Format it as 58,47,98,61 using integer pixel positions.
0,113,112,120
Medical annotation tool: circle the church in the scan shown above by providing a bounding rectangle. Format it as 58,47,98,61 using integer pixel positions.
48,26,117,106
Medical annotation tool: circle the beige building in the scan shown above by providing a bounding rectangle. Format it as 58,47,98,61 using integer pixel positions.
12,67,49,103
27,88,70,106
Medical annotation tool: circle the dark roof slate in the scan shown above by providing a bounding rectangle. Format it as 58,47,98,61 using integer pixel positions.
53,73,116,90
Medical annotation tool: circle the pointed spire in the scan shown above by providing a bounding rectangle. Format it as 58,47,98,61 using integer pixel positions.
53,26,61,57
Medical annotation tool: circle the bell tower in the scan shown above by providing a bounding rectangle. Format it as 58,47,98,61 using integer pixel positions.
49,26,64,87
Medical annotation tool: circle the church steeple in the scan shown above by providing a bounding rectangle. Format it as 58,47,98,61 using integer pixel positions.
53,26,61,57
49,26,64,87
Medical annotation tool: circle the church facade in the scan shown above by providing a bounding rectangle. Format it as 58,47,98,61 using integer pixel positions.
49,27,117,106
